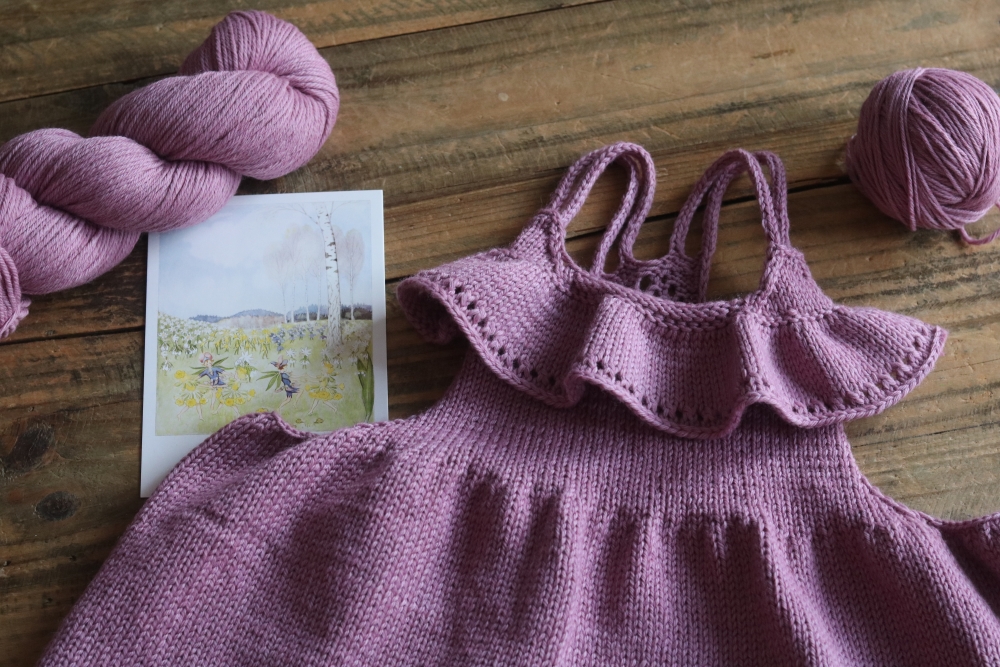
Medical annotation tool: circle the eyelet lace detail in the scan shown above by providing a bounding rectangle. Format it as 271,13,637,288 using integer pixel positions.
397,144,947,439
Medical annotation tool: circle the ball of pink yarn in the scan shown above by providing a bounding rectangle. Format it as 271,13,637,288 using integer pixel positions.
0,10,338,339
845,68,1000,245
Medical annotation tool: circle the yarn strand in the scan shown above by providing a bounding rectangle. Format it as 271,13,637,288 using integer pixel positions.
959,205,1000,245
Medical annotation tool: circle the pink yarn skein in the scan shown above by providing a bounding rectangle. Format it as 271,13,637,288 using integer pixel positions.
0,10,338,338
845,67,1000,245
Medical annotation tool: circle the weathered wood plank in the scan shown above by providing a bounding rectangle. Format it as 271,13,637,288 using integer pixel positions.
5,180,1000,659
5,181,1000,663
4,1,1000,664
1,0,996,340
9,0,979,213
0,0,603,103
7,0,1000,213
371,126,852,278
301,0,1000,204
0,332,145,666
0,237,147,345
0,133,841,345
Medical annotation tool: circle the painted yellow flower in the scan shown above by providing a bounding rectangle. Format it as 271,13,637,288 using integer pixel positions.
338,383,345,390
249,389,256,397
333,393,343,400
174,370,188,380
185,398,196,407
225,398,235,406
175,399,183,406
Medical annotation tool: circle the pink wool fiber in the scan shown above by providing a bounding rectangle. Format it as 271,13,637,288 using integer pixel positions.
845,67,1000,245
37,144,1000,666
0,10,338,338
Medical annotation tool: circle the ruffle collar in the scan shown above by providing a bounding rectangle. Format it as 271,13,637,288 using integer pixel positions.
397,144,947,439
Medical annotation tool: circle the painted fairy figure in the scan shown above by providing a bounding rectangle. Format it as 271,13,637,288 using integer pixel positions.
171,352,227,421
268,358,299,409
198,352,228,388
195,352,227,414
303,358,345,418
198,352,258,418
214,380,256,418
173,370,208,419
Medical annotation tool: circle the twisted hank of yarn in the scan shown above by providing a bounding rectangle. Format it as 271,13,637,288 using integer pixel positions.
0,10,338,338
845,67,1000,245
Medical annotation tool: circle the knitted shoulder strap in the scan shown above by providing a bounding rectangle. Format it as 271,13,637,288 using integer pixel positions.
544,142,657,275
543,144,792,303
669,149,792,301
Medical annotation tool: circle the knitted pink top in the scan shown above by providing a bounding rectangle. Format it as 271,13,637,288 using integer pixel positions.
41,144,1000,666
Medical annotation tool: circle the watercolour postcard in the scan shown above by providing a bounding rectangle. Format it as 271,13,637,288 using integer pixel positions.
141,191,387,496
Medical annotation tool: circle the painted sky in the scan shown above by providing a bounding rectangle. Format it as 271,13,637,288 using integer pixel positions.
158,199,373,319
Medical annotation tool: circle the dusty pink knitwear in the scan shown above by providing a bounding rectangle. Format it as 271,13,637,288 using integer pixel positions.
0,10,337,339
40,144,1000,666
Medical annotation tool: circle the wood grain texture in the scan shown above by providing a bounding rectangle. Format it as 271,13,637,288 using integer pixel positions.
2,0,995,287
305,0,1000,202
0,0,602,103
2,0,1000,665
5,181,1000,663
0,333,145,665
0,238,147,345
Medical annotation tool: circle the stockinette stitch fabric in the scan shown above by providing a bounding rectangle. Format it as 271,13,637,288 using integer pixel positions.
40,144,1000,666
0,10,338,338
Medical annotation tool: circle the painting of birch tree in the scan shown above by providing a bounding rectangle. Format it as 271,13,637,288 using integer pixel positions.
153,197,377,435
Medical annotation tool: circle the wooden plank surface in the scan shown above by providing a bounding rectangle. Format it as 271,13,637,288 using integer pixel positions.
3,0,1000,664
0,0,603,103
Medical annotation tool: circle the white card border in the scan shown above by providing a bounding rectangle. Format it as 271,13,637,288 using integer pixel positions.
141,190,388,497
